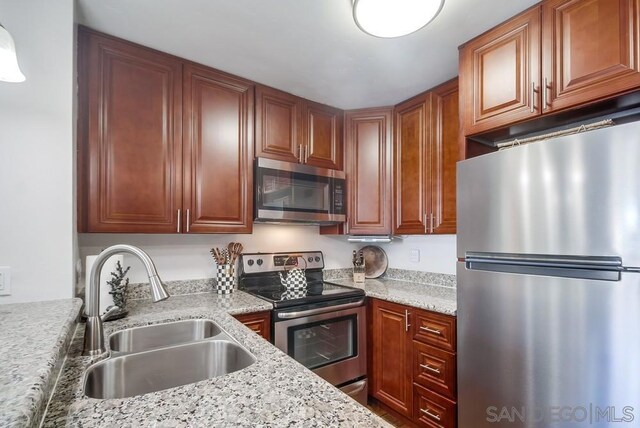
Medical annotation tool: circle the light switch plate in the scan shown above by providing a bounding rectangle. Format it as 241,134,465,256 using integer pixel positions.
0,267,11,296
410,249,420,263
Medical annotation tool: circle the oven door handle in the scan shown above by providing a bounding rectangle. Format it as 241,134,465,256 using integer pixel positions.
277,299,365,319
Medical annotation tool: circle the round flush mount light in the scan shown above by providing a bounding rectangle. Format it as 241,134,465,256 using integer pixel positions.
0,23,26,82
353,0,445,38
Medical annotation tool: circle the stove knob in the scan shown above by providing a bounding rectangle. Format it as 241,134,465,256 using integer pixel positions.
256,258,263,266
247,259,254,266
315,256,321,262
307,256,313,263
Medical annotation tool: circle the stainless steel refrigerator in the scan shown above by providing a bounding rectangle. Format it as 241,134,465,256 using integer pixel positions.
457,120,640,427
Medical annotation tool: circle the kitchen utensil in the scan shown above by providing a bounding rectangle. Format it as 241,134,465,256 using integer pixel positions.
210,247,226,265
360,245,388,278
227,242,244,264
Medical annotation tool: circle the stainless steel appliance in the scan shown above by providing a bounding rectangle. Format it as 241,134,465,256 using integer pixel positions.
238,251,368,405
254,158,346,224
457,121,640,427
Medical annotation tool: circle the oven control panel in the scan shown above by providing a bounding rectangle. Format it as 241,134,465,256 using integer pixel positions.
240,251,324,275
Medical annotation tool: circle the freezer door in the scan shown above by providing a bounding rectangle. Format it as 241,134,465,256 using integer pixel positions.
457,120,640,266
457,262,640,427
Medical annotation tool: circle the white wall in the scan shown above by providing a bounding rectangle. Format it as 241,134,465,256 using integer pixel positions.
78,226,456,284
0,0,75,303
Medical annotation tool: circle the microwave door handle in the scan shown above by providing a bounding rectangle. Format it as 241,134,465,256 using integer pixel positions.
257,185,262,203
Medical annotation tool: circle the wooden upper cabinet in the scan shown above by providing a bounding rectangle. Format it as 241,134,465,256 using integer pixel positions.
346,108,393,235
459,6,542,136
182,64,254,233
371,298,413,418
394,92,431,234
460,0,640,138
303,101,344,170
79,28,183,233
542,0,640,112
255,85,302,163
394,80,460,235
429,80,459,235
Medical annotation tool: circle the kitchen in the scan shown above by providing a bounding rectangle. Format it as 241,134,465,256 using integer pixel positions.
1,0,639,427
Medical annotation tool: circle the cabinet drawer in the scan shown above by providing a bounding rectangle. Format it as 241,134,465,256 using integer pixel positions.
413,309,456,352
413,341,456,400
413,384,456,428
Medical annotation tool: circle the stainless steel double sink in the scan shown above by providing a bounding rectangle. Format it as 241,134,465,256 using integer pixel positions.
84,319,256,399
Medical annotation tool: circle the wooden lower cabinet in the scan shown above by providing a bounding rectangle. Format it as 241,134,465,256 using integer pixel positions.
233,311,271,341
369,298,457,427
370,298,413,417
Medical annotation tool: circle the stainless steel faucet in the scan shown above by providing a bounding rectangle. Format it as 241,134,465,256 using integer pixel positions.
83,244,169,356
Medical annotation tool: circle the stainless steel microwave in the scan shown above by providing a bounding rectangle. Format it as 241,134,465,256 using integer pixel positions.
254,158,346,224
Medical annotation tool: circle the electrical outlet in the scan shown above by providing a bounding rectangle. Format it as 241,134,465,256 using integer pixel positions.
410,249,420,263
0,267,10,296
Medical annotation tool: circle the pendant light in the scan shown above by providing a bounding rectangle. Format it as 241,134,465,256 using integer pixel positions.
353,0,445,38
0,23,26,82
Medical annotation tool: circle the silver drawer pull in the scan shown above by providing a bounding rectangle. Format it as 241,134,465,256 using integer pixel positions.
420,326,442,335
420,363,441,374
420,408,441,421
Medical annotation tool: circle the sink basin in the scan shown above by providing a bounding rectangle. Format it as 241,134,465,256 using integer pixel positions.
84,339,256,399
109,319,223,354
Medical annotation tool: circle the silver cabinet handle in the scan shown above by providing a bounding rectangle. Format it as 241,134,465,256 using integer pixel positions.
420,326,442,335
186,209,190,233
177,209,181,233
420,408,441,421
423,213,427,234
304,144,309,163
405,309,411,332
430,212,435,233
298,144,303,163
543,77,551,110
530,82,536,113
420,363,441,374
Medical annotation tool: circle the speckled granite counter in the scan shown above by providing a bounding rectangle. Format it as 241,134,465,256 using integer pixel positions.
0,298,83,427
43,291,390,427
328,277,457,316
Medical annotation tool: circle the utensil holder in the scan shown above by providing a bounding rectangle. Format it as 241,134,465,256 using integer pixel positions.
215,264,235,294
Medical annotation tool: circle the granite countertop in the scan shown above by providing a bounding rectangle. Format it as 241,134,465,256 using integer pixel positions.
43,291,390,427
328,277,457,316
0,298,83,428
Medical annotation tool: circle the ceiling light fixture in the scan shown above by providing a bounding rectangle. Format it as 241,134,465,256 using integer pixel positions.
352,0,445,38
0,23,26,82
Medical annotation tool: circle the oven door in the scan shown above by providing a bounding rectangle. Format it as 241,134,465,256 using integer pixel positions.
255,157,346,224
273,301,366,386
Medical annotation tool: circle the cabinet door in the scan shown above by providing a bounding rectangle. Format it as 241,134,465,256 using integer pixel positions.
233,311,271,341
394,93,430,235
459,6,541,136
183,64,254,233
80,28,182,233
303,101,344,170
346,108,393,235
371,299,413,417
255,85,302,163
428,79,459,235
542,0,640,112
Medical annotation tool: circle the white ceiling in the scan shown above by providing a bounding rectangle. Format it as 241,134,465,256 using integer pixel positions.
76,0,539,109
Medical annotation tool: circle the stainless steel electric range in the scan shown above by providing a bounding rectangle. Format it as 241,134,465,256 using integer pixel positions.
238,251,367,405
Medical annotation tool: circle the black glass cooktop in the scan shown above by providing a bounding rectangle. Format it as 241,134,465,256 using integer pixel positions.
243,280,364,308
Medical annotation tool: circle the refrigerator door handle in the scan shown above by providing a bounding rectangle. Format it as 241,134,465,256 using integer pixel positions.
465,252,627,281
